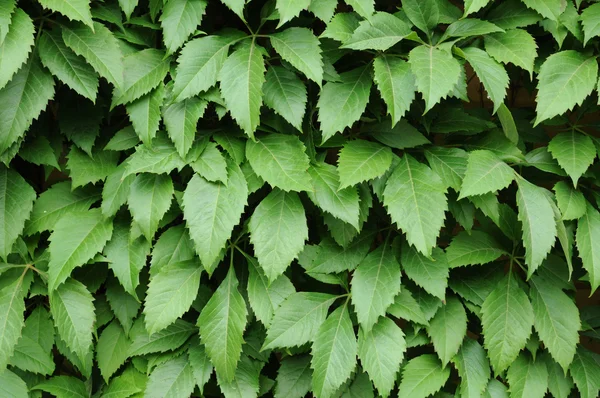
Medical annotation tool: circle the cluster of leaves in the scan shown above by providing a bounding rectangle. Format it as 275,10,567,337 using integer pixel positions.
3,0,600,396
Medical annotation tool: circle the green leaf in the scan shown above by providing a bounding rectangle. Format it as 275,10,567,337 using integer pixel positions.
383,154,448,256
104,126,139,151
38,0,93,28
103,367,147,398
220,0,245,20
308,162,360,229
463,0,490,16
521,0,564,20
0,55,55,154
529,275,580,370
444,18,504,39
570,347,600,398
358,317,405,397
270,27,322,85
151,225,195,276
337,140,392,189
350,245,401,332
311,302,357,398
62,22,124,88
198,266,247,382
317,66,372,142
446,230,507,268
97,321,131,382
581,3,600,45
144,259,202,334
190,141,228,184
427,296,467,365
452,339,490,398
262,292,337,350
275,355,313,398
534,51,598,126
66,146,119,188
123,134,185,177
217,355,262,398
249,189,308,281
0,0,15,44
247,256,295,326
543,353,574,398
33,376,88,398
188,341,213,393
345,0,374,19
0,277,25,370
47,209,113,290
0,9,34,90
321,13,361,42
263,66,307,130
372,56,415,127
305,232,373,274
145,356,195,398
576,202,600,294
218,42,266,137
553,181,586,220
409,45,461,113
548,131,596,187
506,353,549,398
459,47,508,113
163,97,207,157
398,354,450,398
160,0,207,53
126,85,165,145
483,379,509,398
387,288,429,325
111,49,171,107
401,245,449,299
0,370,28,398
129,319,195,356
402,0,439,34
128,173,174,242
0,167,35,261
276,0,310,26
50,278,95,365
102,165,135,218
484,29,537,76
307,0,336,22
246,133,311,192
481,273,533,373
342,12,412,51
516,178,557,277
424,147,468,192
458,150,515,199
182,163,248,270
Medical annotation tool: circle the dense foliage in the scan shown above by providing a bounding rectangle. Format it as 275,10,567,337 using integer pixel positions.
2,0,600,396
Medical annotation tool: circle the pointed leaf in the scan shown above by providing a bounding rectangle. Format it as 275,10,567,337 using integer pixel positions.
446,230,507,268
127,173,173,241
506,353,549,398
342,12,412,51
160,0,207,53
570,347,600,398
553,181,586,220
452,339,490,398
424,147,468,192
548,131,596,187
0,167,35,261
275,355,313,398
0,370,28,397
460,47,508,113
270,27,323,84
276,0,310,26
126,84,165,145
576,202,600,294
97,321,131,382
427,296,467,365
337,140,392,189
263,66,307,130
521,0,564,20
0,9,34,90
145,356,195,398
0,278,25,370
398,354,450,398
163,97,207,157
484,29,537,75
373,56,415,126
190,141,228,184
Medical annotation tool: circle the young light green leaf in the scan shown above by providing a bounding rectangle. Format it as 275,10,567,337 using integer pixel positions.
0,9,34,90
0,167,35,261
62,22,124,88
0,55,55,154
163,97,207,157
481,273,533,373
459,47,508,113
358,317,405,397
198,266,247,382
276,0,310,26
570,347,600,398
398,354,450,398
311,302,357,398
144,259,202,335
111,49,171,107
317,66,372,142
506,353,549,398
342,12,412,51
190,141,228,184
427,296,467,366
337,140,392,189
576,202,600,294
97,321,131,382
459,150,515,199
484,29,537,76
275,355,313,398
0,0,16,45
351,245,401,332
145,356,196,398
246,133,312,192
424,147,468,192
383,155,448,256
127,173,173,242
47,209,113,290
373,56,415,127
262,292,337,350
553,181,586,220
0,370,28,397
160,0,207,53
548,131,596,187
263,66,307,130
0,278,25,371
409,45,461,113
534,51,598,126
452,338,490,398
126,84,165,145
182,163,247,271
521,0,564,20
50,278,95,365
530,275,580,370
516,178,557,277
582,3,600,45
345,0,374,19
218,41,266,137
249,189,308,281
446,230,507,268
